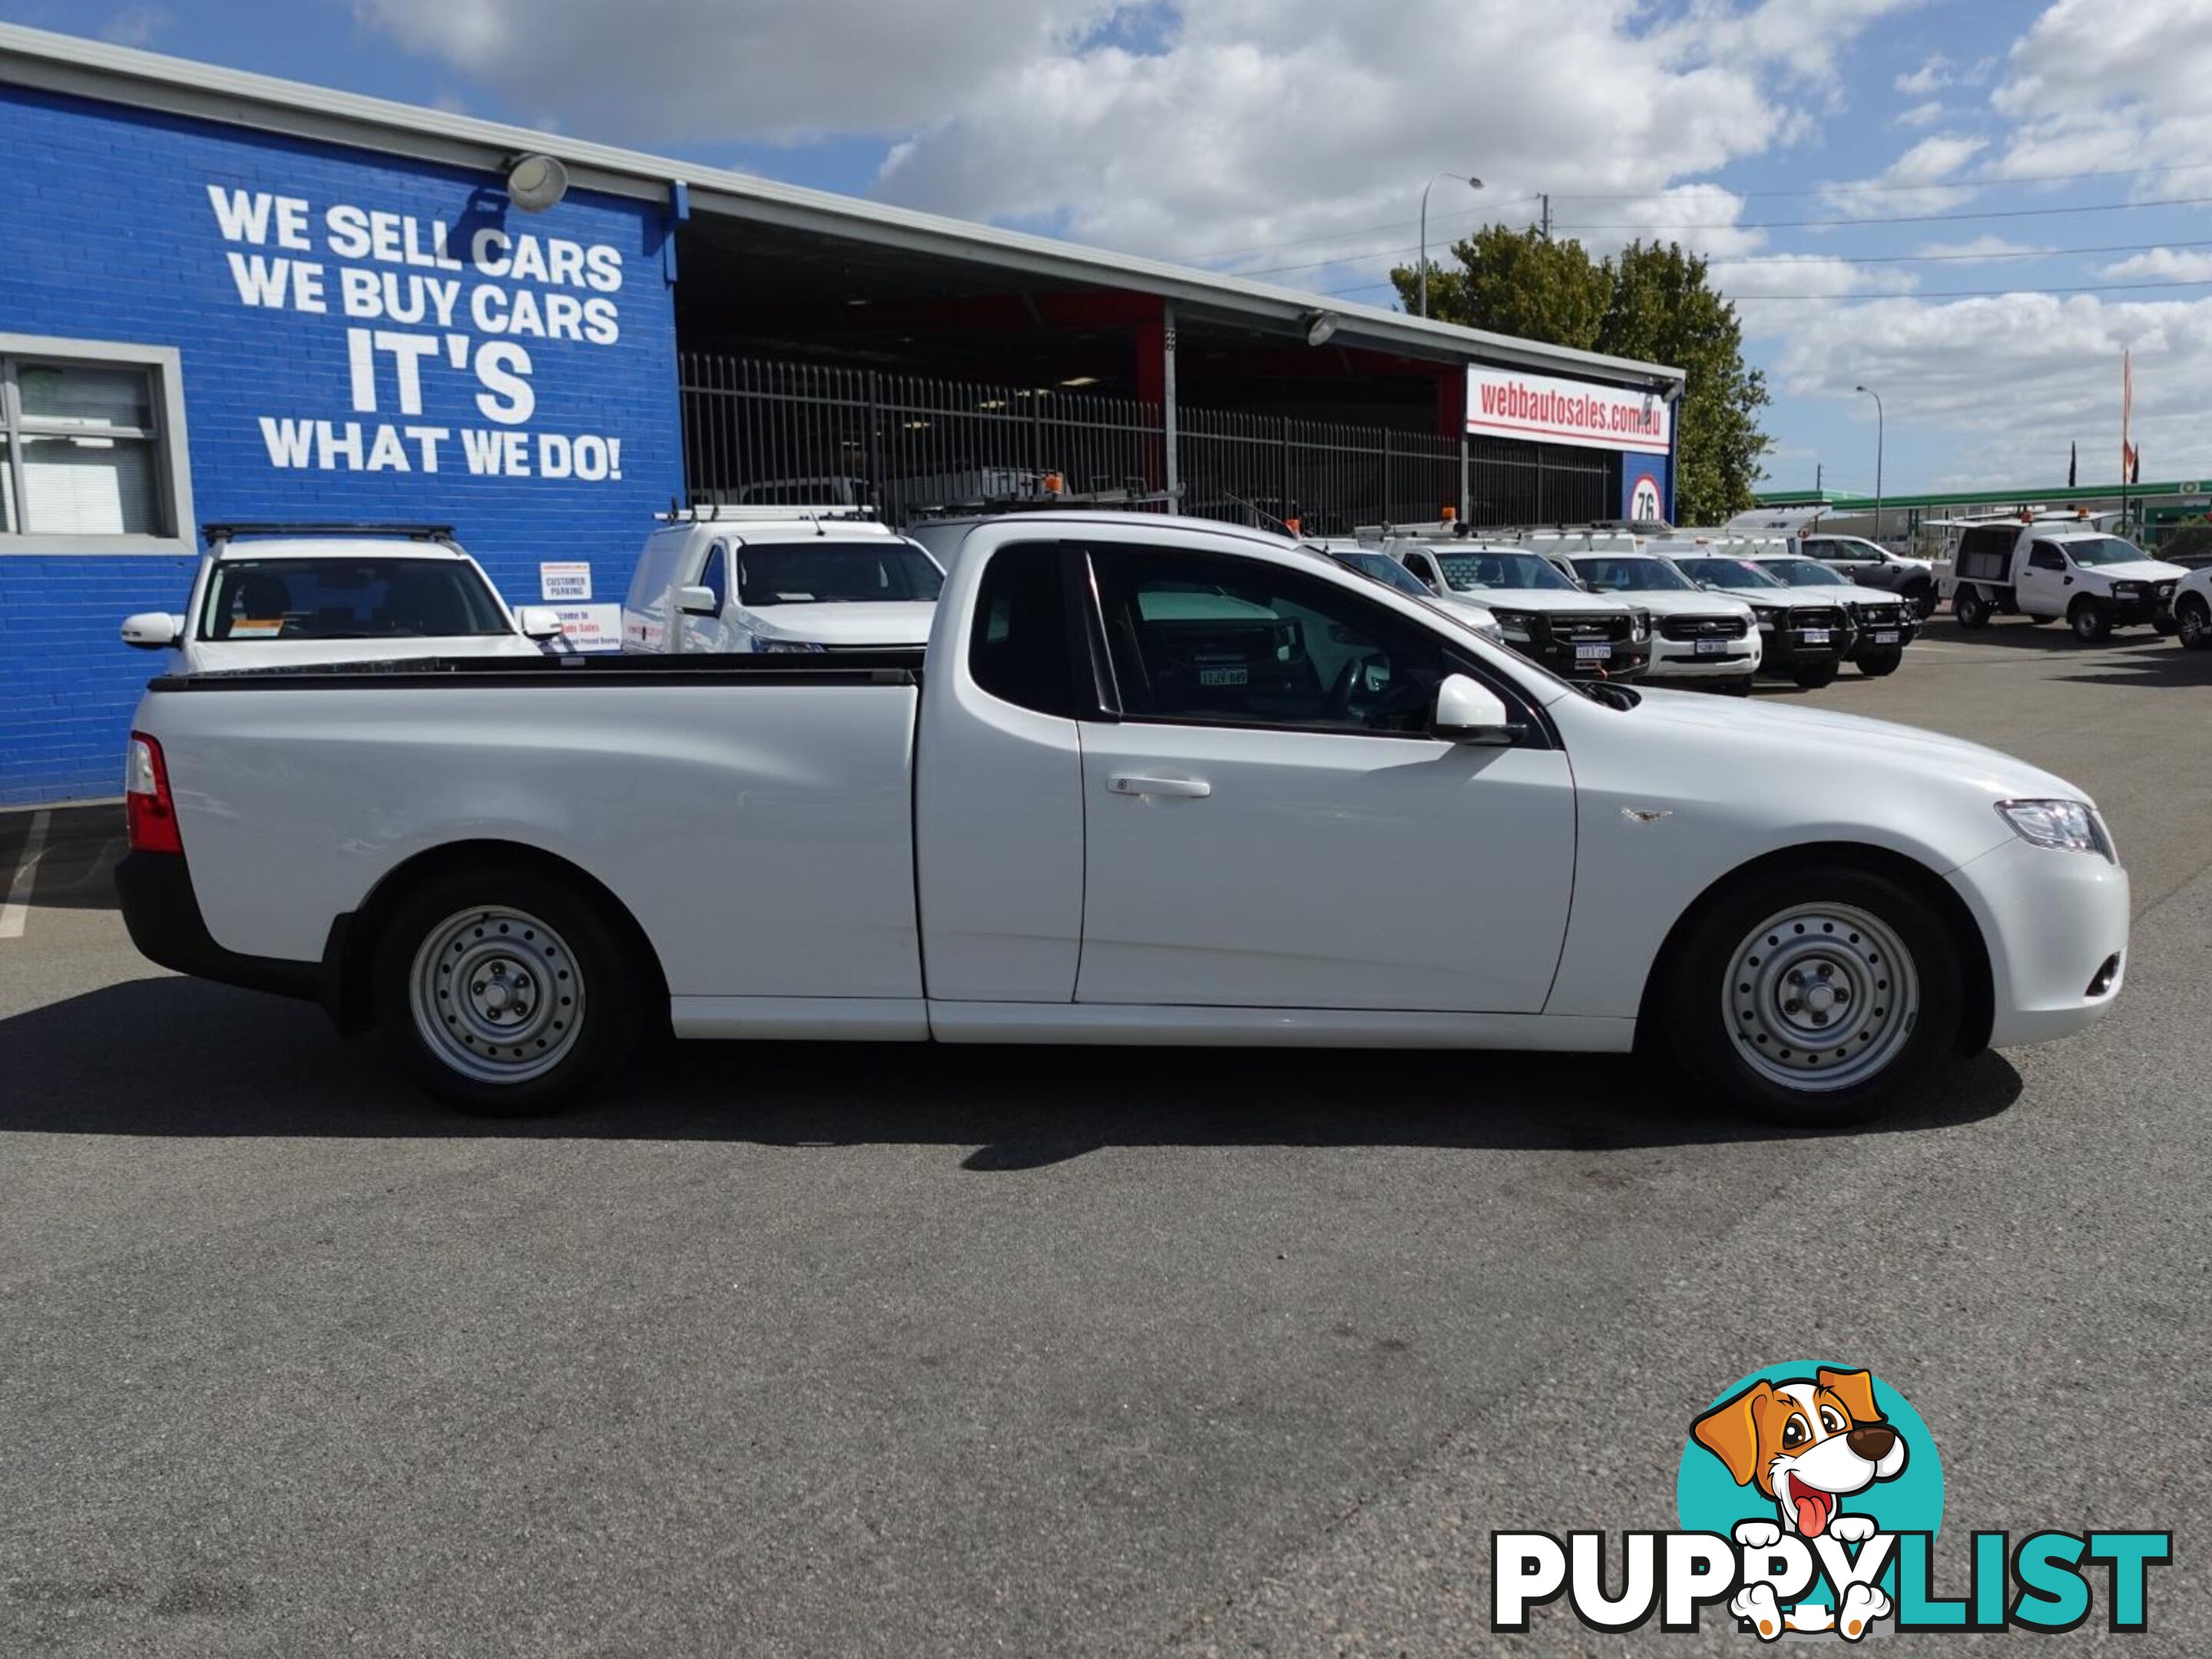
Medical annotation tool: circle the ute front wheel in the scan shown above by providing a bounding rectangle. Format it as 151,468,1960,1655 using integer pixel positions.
2178,594,2212,651
1664,860,1962,1127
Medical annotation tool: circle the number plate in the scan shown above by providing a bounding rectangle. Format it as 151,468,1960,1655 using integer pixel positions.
1802,628,1831,644
1575,642,1612,661
1694,638,1729,656
1874,630,1900,644
1197,667,1247,687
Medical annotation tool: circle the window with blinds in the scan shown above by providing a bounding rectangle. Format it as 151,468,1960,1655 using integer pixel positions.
2,355,174,540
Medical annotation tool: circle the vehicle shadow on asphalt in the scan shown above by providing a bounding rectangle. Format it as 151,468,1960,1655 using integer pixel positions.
0,804,125,912
0,975,2022,1161
1926,621,2173,654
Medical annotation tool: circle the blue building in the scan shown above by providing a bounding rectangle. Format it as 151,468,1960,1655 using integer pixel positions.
0,22,1679,807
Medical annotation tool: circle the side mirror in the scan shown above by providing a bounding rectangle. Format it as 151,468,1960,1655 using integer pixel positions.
1432,673,1522,746
675,584,720,618
516,605,565,641
121,612,182,649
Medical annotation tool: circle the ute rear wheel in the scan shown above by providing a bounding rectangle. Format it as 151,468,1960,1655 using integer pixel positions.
373,863,647,1115
1664,860,1962,1126
1952,587,1990,629
2178,594,2212,651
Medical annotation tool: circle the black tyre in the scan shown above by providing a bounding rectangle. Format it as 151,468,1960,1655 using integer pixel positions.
2178,594,2212,651
1952,586,1989,629
2069,598,2112,643
373,862,649,1116
1856,647,1904,677
1663,859,1962,1127
1720,675,1754,697
2152,617,2179,637
1790,658,1840,690
1904,583,1937,621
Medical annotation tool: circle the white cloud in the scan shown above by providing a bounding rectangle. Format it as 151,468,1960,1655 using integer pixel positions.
354,0,1114,143
2099,247,2212,283
1989,0,2212,183
1769,290,2212,482
1893,99,1944,128
1911,234,2046,260
100,3,170,46
1893,51,1950,94
1818,133,1986,217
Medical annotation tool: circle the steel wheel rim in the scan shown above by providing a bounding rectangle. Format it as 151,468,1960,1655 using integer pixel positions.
409,906,584,1084
2182,601,2208,647
1724,902,1919,1093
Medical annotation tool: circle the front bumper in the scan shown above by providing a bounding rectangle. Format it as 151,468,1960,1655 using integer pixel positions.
1645,634,1762,679
1847,615,1919,659
1755,624,1854,673
1508,631,1651,680
1947,834,2131,1048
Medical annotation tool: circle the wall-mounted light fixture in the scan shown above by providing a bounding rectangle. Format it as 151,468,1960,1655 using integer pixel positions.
505,153,570,213
1303,310,1340,348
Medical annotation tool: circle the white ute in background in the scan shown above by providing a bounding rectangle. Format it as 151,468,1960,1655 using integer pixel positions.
120,523,561,674
117,512,2130,1131
623,505,943,654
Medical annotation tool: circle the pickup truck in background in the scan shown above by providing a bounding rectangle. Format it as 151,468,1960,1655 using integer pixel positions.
621,507,943,654
121,523,564,672
1938,518,2185,641
118,512,2129,1129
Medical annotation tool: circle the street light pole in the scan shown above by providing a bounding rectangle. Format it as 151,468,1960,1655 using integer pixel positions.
1856,384,1884,545
1419,172,1483,318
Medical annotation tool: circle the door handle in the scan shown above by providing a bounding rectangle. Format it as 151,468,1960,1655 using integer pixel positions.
1108,773,1211,799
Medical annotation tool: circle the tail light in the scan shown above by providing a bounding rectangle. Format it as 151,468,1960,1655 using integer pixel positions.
125,731,184,854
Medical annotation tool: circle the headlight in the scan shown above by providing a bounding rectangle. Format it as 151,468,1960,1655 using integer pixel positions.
1751,606,1780,632
1488,608,1533,641
1997,799,2114,860
2112,581,2144,598
751,636,826,654
1630,609,1651,642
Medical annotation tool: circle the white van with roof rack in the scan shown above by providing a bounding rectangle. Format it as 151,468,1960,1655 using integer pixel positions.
622,505,944,654
120,523,561,674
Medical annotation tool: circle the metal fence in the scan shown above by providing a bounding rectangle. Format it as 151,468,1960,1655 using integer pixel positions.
680,352,1610,534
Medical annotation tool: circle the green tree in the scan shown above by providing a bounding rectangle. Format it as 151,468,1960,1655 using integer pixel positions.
1393,231,1770,525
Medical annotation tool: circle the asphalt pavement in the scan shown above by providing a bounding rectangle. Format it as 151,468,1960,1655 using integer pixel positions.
2,616,2207,1657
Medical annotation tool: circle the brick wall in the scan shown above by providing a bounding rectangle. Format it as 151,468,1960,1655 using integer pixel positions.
0,84,683,806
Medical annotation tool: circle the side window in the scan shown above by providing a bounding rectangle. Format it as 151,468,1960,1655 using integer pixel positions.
1088,546,1449,736
968,541,1080,718
1404,551,1438,589
2028,541,2067,572
700,543,729,611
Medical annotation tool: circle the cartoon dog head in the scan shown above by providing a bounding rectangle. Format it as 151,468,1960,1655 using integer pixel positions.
1692,1368,1907,1539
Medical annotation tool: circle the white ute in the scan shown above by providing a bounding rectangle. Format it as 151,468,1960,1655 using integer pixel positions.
118,512,2129,1128
623,505,943,654
120,523,561,673
1939,515,2184,641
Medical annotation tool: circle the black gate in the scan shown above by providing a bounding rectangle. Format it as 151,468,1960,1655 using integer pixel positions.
680,352,1615,532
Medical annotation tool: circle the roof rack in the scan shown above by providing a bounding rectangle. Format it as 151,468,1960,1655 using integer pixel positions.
202,522,458,542
655,504,880,522
907,478,1181,518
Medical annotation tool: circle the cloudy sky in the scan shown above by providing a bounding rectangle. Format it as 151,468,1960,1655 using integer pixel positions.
9,0,2211,496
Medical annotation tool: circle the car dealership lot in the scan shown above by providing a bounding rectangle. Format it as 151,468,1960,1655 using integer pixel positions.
2,624,2208,1657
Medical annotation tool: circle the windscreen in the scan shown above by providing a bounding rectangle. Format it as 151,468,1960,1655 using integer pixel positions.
1434,551,1575,592
1674,558,1786,589
1760,558,1854,587
1332,551,1433,597
2058,536,2151,568
1571,558,1697,593
737,541,945,605
199,558,508,641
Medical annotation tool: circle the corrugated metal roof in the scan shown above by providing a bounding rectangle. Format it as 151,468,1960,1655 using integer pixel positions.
0,20,1684,391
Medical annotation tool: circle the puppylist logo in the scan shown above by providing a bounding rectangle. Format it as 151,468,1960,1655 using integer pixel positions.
1493,1362,2170,1641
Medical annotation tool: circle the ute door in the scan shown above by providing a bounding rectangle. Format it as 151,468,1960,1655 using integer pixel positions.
2018,540,2071,616
1073,540,1575,1012
915,539,1088,1002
